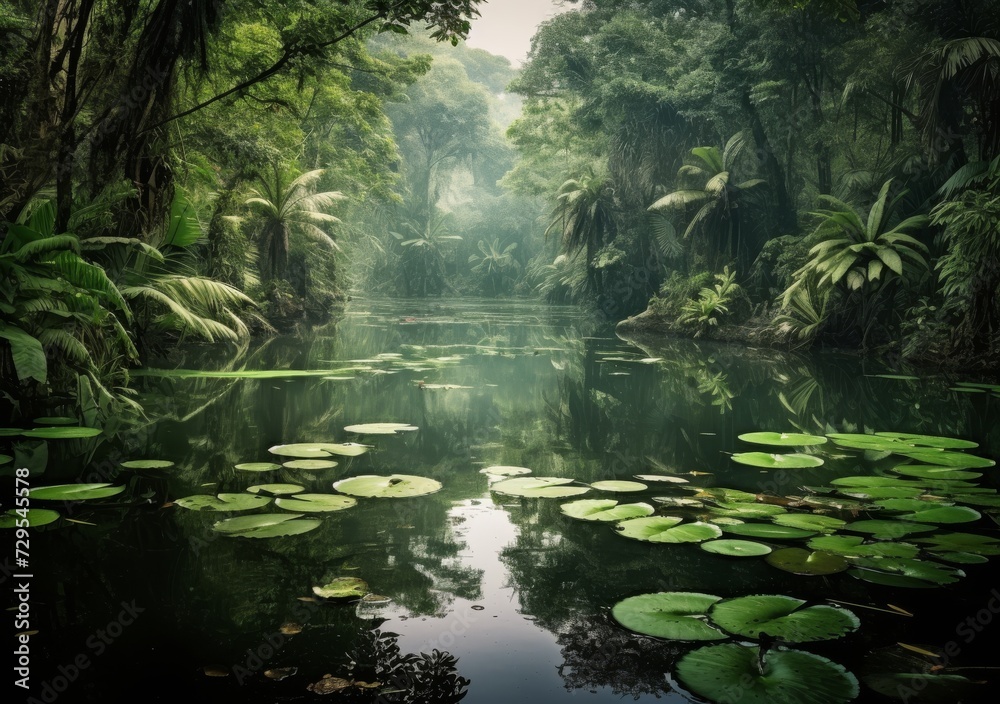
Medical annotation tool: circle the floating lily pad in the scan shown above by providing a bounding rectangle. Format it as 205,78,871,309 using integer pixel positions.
844,520,936,540
890,465,982,480
676,644,859,704
334,474,442,498
611,592,726,640
827,433,912,452
33,416,78,425
799,496,869,511
489,477,589,498
897,451,995,469
950,494,1000,507
700,539,772,557
634,474,688,484
914,532,1000,555
807,535,920,558
765,548,849,575
722,523,817,539
22,426,102,439
283,459,339,470
175,494,272,511
862,644,986,703
274,494,357,512
212,513,321,538
246,484,304,496
772,514,845,532
313,577,368,600
839,486,924,500
709,595,860,642
234,462,282,472
732,452,824,469
560,499,654,522
344,423,418,435
696,487,759,503
268,443,369,459
738,432,828,447
480,465,532,476
875,432,978,450
652,496,705,508
121,459,175,470
897,505,982,524
709,502,788,519
930,551,989,565
0,509,60,528
30,483,125,501
851,557,964,587
616,518,721,543
830,476,916,487
590,480,647,492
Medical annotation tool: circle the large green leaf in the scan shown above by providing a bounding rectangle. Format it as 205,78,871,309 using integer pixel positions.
560,499,654,522
22,426,102,439
709,595,860,642
333,474,442,498
676,644,859,704
611,592,727,641
0,325,47,383
897,451,995,469
615,518,721,543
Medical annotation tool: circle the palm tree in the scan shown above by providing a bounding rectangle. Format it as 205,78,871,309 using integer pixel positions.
647,132,766,272
244,165,345,281
390,212,463,296
545,166,615,293
469,239,520,296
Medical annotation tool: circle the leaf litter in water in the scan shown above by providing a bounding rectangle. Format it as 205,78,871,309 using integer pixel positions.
333,474,442,498
212,513,320,538
560,499,654,522
611,592,726,641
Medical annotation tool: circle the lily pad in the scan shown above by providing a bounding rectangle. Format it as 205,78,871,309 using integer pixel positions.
722,523,817,540
862,644,986,703
950,494,1000,508
22,426,102,439
844,520,936,540
738,432,828,447
890,465,982,480
30,483,125,501
851,557,964,586
120,459,175,470
212,513,321,538
274,494,357,512
313,577,368,599
897,451,995,469
175,494,272,511
283,459,339,470
696,487,759,503
234,462,282,472
709,595,860,642
897,505,982,524
875,432,978,450
33,416,78,425
344,422,418,435
807,535,920,558
765,548,849,575
930,551,989,565
489,477,590,499
652,496,705,508
246,484,304,496
914,532,1000,555
700,539,772,557
676,644,859,704
560,499,654,522
334,474,442,498
827,433,913,452
772,514,846,532
268,443,369,459
0,509,60,528
611,592,726,640
732,452,824,469
480,465,532,476
709,501,788,518
634,474,689,484
590,480,647,492
615,518,721,543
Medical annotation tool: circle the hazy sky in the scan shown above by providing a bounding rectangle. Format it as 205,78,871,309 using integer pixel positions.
465,0,574,66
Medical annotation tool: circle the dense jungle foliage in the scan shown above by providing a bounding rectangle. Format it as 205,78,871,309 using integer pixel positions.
1,0,999,420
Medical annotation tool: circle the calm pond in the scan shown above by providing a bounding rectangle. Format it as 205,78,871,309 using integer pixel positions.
15,298,1000,702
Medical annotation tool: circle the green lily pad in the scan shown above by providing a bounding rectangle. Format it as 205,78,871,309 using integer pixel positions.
480,465,532,476
0,509,60,528
844,520,937,540
914,532,1000,555
700,539,772,557
33,416,78,425
950,494,1000,507
121,459,175,470
313,577,368,600
930,551,989,565
489,477,590,498
30,483,125,501
212,513,321,538
709,595,860,642
874,498,952,512
246,484,304,496
875,432,978,449
652,496,705,508
22,426,102,439
590,480,647,492
772,514,846,532
851,557,964,586
696,487,759,503
709,502,788,519
615,519,722,543
611,592,726,641
807,535,920,558
334,474,442,498
560,500,654,522
897,451,995,469
235,462,282,472
175,494,272,511
283,459,339,470
722,523,817,539
634,474,689,484
862,644,986,703
738,432,828,447
765,548,849,575
676,644,859,704
897,505,982,524
344,422,418,435
839,486,924,500
268,443,369,459
799,496,869,511
890,465,982,480
275,494,357,512
830,476,918,487
732,452,824,469
827,433,913,452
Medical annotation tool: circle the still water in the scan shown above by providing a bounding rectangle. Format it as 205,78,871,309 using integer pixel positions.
12,298,1000,702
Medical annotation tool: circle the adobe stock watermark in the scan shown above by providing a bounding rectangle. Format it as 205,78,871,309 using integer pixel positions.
16,600,144,703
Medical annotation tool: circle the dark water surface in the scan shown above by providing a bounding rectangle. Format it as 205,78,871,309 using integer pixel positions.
9,298,1000,702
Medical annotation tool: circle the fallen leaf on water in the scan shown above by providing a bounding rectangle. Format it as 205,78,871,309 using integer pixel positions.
307,674,352,694
280,622,302,635
354,681,381,689
887,604,914,617
297,596,318,603
203,666,229,677
66,518,97,525
898,642,940,658
264,667,297,681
